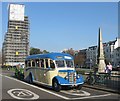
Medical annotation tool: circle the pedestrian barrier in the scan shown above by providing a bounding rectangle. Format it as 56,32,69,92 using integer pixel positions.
85,72,120,92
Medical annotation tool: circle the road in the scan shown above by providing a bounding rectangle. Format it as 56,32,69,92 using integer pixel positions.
0,71,120,100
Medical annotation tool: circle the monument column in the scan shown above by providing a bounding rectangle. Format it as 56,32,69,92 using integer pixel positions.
97,28,106,73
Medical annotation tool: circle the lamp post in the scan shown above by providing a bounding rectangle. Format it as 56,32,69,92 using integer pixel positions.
90,59,92,70
11,33,14,67
21,31,26,65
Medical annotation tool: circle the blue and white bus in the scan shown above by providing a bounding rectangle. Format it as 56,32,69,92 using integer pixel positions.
24,53,84,92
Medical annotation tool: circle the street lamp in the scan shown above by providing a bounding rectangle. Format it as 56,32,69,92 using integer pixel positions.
11,33,14,67
90,59,92,70
21,31,26,66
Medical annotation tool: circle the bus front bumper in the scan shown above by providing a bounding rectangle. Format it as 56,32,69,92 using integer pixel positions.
60,82,84,86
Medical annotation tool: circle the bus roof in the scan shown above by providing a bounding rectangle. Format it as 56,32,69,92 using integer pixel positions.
25,53,74,60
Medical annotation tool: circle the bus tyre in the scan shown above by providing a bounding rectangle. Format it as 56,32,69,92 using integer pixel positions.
53,79,61,92
29,73,33,84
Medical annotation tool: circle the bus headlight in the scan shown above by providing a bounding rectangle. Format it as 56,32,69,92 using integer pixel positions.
77,74,80,78
65,76,68,80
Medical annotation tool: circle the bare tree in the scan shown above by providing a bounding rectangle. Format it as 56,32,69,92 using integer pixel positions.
62,48,75,56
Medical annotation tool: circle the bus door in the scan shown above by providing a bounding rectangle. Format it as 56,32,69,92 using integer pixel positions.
35,59,44,83
41,59,50,84
34,59,40,81
44,59,56,85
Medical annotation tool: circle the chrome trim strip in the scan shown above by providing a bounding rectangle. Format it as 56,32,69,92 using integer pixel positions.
60,82,84,86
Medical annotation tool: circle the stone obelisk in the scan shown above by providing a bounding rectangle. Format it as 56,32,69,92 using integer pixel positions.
97,28,106,73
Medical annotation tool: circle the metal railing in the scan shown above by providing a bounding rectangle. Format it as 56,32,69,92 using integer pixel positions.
85,71,120,91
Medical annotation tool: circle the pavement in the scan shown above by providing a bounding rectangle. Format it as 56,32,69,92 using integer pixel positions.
84,84,120,94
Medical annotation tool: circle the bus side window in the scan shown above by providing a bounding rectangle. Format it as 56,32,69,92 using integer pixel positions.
28,60,31,67
45,59,49,68
25,61,27,67
32,60,35,67
40,59,44,68
50,60,55,69
36,59,39,67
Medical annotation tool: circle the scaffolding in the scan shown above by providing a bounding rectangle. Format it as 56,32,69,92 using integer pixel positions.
2,16,30,66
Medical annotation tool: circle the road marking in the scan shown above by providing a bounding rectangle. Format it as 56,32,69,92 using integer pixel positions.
61,90,90,96
7,89,39,100
70,94,111,100
0,74,69,100
0,74,112,100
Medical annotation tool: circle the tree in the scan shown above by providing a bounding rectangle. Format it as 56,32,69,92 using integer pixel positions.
30,47,49,55
30,47,42,55
74,51,86,67
43,50,49,54
62,48,75,56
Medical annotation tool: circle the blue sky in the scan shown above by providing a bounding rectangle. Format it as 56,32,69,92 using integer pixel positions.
2,2,118,52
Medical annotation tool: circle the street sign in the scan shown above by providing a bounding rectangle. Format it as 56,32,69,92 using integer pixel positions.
7,89,39,100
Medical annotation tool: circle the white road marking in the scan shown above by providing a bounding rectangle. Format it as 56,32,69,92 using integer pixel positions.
0,74,69,100
0,74,112,100
61,90,90,96
70,94,111,100
7,89,39,100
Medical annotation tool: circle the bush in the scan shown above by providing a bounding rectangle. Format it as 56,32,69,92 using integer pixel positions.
76,70,86,75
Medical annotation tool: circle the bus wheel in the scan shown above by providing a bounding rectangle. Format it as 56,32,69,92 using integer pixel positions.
52,79,61,92
29,73,33,84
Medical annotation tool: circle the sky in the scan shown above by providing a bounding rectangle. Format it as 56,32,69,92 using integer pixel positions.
1,2,118,52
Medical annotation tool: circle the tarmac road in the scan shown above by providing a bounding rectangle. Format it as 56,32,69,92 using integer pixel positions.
0,72,120,100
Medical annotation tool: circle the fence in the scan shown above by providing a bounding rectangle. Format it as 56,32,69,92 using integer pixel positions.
76,68,120,92
84,71,120,92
